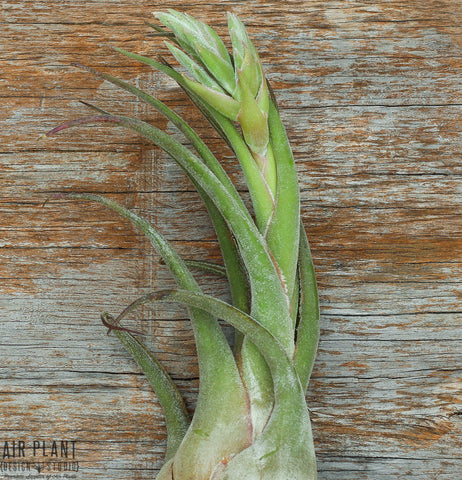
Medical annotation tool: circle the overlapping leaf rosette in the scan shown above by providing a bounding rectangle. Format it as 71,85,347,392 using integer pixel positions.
47,10,320,480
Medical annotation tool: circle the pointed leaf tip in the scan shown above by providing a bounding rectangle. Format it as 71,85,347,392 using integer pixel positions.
45,115,122,137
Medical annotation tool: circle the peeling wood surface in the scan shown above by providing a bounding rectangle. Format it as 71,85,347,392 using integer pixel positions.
1,1,461,478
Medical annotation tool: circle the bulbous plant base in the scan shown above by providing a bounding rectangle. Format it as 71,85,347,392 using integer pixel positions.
157,429,317,480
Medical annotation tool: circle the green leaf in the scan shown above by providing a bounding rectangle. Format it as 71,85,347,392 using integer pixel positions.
111,45,238,153
165,41,222,91
109,324,189,460
293,226,320,391
112,46,185,83
182,259,227,277
195,42,236,95
72,66,251,318
196,105,275,233
118,117,292,348
264,93,301,305
156,10,231,68
181,76,241,121
145,21,177,41
154,10,201,61
236,71,269,157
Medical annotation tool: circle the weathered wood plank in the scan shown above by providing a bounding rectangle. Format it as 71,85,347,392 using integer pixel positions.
1,0,461,479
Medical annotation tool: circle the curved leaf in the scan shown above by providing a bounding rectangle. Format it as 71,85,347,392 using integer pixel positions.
182,259,227,277
63,193,252,475
72,65,250,314
293,225,320,391
108,320,190,460
265,93,301,307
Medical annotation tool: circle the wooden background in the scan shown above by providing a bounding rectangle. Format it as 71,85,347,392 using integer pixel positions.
1,1,461,478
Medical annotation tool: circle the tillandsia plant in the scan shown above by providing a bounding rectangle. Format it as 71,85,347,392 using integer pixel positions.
47,10,320,480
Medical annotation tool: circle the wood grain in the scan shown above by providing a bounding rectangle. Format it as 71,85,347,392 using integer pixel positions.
1,1,461,478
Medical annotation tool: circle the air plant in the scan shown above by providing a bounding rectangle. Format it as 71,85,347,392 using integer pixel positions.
47,10,320,480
